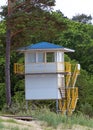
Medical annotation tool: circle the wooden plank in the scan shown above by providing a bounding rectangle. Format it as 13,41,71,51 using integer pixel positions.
2,115,35,121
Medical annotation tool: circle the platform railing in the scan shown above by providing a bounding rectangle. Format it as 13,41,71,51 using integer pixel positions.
71,64,80,88
14,62,72,74
65,62,71,73
59,87,78,115
14,63,24,74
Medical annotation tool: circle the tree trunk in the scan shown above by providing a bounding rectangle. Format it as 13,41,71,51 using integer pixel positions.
5,29,11,107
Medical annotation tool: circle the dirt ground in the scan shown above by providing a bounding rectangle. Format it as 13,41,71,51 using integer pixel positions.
0,116,93,130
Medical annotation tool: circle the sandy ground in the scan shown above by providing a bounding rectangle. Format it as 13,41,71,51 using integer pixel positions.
0,116,93,130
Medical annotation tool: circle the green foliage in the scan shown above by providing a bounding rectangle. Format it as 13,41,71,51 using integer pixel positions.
80,103,93,117
0,83,6,109
0,1,93,117
56,18,93,76
76,69,93,108
2,101,26,115
72,14,92,24
0,0,66,49
12,79,25,104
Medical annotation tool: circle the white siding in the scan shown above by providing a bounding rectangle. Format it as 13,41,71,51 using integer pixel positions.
25,63,57,73
56,52,64,62
57,52,64,72
25,63,65,74
24,51,65,100
25,74,61,100
25,52,65,74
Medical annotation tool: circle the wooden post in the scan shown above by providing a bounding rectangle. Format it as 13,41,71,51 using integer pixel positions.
56,99,58,113
26,100,28,110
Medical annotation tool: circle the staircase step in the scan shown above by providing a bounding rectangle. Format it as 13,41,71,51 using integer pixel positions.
59,88,65,98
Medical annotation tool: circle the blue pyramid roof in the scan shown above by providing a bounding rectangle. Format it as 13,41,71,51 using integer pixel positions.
26,42,63,49
18,41,74,52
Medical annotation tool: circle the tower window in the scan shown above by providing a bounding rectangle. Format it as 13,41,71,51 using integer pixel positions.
38,52,45,62
30,53,36,63
46,52,54,62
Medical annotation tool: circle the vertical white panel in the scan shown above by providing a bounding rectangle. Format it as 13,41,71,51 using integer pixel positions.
58,74,65,88
56,52,64,62
25,74,61,100
37,52,45,62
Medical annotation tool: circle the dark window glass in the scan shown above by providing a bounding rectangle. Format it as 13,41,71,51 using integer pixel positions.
46,52,54,62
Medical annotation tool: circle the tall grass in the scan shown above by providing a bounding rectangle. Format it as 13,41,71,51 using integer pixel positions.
17,107,93,129
70,113,93,128
2,104,93,129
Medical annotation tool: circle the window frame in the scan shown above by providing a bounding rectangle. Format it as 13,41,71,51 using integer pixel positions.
46,52,55,63
37,52,45,63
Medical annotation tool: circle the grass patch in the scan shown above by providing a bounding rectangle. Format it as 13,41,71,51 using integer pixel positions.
0,118,30,130
1,107,93,129
28,108,93,129
0,117,17,124
33,109,71,128
9,126,28,130
70,113,93,128
0,122,4,129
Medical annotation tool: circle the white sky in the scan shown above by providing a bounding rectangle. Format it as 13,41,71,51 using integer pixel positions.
54,0,93,18
0,0,93,18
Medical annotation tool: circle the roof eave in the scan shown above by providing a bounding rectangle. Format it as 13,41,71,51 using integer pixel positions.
16,48,75,53
63,48,75,52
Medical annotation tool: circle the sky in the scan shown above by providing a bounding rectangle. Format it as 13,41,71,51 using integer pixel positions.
0,0,93,19
54,0,93,18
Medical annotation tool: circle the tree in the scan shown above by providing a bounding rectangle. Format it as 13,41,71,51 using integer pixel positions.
1,0,55,107
72,14,92,24
1,0,67,107
5,0,12,107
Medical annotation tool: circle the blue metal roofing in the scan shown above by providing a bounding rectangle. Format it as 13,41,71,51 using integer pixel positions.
17,41,75,52
25,42,64,49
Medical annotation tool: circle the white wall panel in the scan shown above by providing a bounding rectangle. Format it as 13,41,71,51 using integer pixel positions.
25,63,57,73
25,74,61,100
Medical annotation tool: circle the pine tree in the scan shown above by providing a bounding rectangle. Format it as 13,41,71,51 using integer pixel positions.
5,0,56,107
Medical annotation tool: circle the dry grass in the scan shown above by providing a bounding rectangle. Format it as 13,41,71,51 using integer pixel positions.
0,116,42,130
0,116,93,130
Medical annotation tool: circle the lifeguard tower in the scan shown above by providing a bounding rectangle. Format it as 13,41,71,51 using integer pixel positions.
14,42,80,115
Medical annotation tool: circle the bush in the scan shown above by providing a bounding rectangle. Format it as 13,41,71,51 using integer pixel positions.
80,103,93,117
0,83,6,110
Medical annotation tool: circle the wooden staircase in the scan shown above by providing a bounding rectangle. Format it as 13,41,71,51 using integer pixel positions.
59,88,65,98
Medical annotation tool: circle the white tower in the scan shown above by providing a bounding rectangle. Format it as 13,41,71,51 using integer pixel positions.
14,42,80,115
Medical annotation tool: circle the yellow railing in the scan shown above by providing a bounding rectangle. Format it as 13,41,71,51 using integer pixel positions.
66,74,71,87
14,62,72,74
59,63,80,115
71,64,80,88
59,87,78,115
65,62,71,73
65,62,71,87
65,63,80,88
14,63,24,74
70,87,78,109
59,99,67,114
